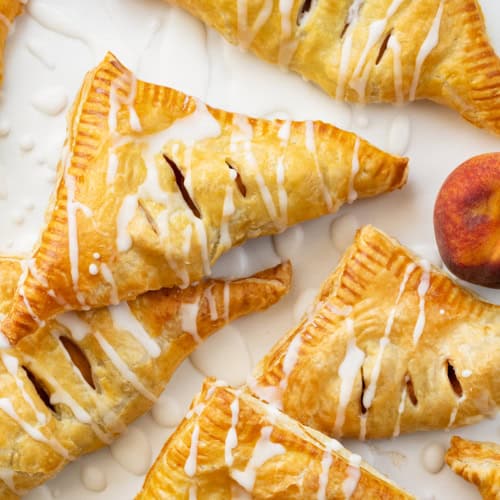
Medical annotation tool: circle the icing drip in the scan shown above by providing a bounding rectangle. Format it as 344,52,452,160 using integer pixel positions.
447,395,466,429
64,163,93,305
232,115,279,227
278,0,298,67
347,138,360,203
57,312,91,342
362,263,416,413
18,260,45,327
333,319,365,436
412,260,431,345
225,393,240,467
336,0,364,99
349,0,405,100
0,469,23,496
0,398,72,460
231,426,286,492
387,35,403,103
342,454,362,499
392,382,407,437
305,121,333,211
181,298,202,343
94,332,157,402
2,353,46,425
409,1,444,100
276,121,290,227
236,0,273,48
220,185,235,249
184,423,200,477
204,285,218,321
100,263,119,304
277,332,303,408
116,194,138,252
317,446,333,500
108,303,161,358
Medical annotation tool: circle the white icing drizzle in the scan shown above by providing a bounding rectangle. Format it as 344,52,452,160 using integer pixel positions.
333,319,365,436
184,423,200,477
392,381,407,437
108,303,161,358
0,468,23,496
25,38,56,70
225,392,240,467
204,284,218,321
116,194,138,252
409,0,444,100
447,395,466,429
347,138,360,203
305,121,333,211
362,263,416,413
236,0,273,48
349,0,405,100
336,0,364,99
220,185,235,249
188,484,197,499
231,426,286,492
181,298,202,343
0,397,72,460
18,260,45,328
342,454,362,499
2,353,46,425
100,263,119,305
94,332,157,402
387,35,403,103
223,282,231,323
278,0,298,67
277,332,303,408
232,115,279,226
412,260,431,345
64,162,93,305
57,312,91,341
317,444,334,500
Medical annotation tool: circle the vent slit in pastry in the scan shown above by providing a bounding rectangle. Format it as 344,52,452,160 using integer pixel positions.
22,365,57,415
297,0,314,26
360,365,368,414
163,154,202,219
405,373,418,406
376,31,393,66
446,360,463,398
225,159,247,197
58,336,96,390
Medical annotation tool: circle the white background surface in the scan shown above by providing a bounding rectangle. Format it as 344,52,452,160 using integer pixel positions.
0,0,498,498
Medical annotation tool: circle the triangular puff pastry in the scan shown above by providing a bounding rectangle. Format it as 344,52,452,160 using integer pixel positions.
0,0,23,86
446,436,500,500
0,257,290,498
0,52,408,344
166,0,500,135
249,225,500,439
137,379,413,499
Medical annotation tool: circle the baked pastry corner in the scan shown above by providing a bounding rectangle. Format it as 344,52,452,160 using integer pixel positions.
446,436,500,500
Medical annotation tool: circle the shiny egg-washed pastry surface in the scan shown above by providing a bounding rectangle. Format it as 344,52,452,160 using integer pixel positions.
0,257,291,498
0,0,23,86
446,436,500,500
166,0,500,135
137,379,414,499
0,52,408,344
249,225,499,439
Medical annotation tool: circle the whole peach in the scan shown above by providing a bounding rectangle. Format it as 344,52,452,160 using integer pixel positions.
434,153,500,288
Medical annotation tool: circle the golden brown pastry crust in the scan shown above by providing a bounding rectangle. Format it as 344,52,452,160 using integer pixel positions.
249,225,500,439
446,436,500,500
0,0,22,86
137,379,414,499
166,0,500,135
1,52,407,344
0,258,291,498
